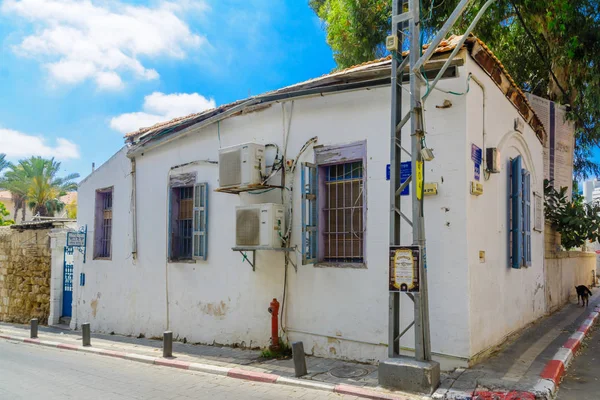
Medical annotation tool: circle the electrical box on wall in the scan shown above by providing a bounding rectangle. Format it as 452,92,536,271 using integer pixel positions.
235,203,285,248
470,182,484,196
486,148,501,173
386,35,399,51
218,143,265,189
423,183,438,196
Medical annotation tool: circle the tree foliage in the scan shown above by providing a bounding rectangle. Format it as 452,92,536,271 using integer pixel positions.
0,154,9,174
0,202,14,226
310,0,600,178
65,198,77,219
0,157,79,217
544,179,600,250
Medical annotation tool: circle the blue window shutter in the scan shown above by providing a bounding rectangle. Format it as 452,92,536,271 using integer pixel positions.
193,183,208,260
302,163,318,264
523,171,531,266
511,156,523,269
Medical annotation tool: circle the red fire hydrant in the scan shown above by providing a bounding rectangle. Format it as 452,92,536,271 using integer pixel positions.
268,298,280,350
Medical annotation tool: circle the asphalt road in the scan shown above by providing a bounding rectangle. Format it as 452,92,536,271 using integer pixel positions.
555,323,600,399
0,340,357,400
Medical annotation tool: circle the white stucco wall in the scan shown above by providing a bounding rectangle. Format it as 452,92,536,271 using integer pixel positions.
72,147,142,331
465,58,545,359
75,55,545,369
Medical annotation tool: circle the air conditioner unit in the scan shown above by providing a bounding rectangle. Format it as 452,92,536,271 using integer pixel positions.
219,143,265,188
236,203,285,248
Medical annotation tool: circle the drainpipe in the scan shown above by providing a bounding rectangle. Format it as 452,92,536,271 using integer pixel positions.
470,75,488,180
131,158,138,259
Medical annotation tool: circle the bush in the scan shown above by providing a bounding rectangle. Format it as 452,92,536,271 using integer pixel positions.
544,179,600,250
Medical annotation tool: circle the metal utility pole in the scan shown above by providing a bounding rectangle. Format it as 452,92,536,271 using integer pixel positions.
382,0,492,393
387,0,431,363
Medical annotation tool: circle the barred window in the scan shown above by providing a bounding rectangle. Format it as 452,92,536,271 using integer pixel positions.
171,186,194,260
169,177,209,261
302,141,366,266
323,162,364,263
94,188,113,259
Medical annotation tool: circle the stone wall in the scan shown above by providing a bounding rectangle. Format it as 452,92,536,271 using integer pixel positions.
544,223,597,313
0,226,52,324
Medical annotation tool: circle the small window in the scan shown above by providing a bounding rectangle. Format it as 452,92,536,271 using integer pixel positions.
169,179,208,261
509,156,531,268
94,187,113,259
171,186,194,260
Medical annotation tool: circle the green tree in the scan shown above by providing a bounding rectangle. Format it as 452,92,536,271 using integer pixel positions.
0,154,9,174
1,157,79,218
65,198,77,219
544,179,600,250
0,202,14,226
310,0,600,178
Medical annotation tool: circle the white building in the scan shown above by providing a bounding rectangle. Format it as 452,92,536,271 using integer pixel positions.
583,180,600,205
74,35,549,370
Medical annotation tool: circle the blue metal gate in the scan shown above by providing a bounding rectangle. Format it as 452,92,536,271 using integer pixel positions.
62,246,74,318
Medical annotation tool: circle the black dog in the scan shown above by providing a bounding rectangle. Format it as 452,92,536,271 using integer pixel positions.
576,285,593,307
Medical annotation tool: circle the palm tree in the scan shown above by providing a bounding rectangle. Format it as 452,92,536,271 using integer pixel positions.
2,157,79,218
2,163,29,222
0,154,9,174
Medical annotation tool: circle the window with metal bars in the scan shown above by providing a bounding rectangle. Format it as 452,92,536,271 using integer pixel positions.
174,186,193,259
322,162,364,263
94,188,113,259
302,141,366,266
169,182,209,261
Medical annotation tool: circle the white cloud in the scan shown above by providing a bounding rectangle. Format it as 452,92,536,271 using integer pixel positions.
0,128,80,160
110,92,216,134
2,0,206,89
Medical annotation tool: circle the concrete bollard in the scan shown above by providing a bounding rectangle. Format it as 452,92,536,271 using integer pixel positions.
291,341,308,377
82,323,91,346
163,331,173,358
30,318,38,339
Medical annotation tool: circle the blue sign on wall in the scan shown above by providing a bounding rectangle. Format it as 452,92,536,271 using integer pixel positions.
386,162,411,196
474,163,481,181
400,161,411,196
471,144,482,165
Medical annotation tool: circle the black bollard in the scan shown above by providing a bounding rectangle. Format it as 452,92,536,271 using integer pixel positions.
82,323,91,346
30,318,38,339
163,331,173,358
291,341,308,377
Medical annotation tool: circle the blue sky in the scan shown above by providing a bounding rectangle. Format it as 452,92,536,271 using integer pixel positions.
0,0,335,180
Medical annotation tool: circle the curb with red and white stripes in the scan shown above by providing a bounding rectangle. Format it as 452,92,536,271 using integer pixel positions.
536,305,600,397
433,305,600,400
0,333,410,400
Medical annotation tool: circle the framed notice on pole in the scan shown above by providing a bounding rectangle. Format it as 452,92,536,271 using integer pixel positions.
389,246,420,292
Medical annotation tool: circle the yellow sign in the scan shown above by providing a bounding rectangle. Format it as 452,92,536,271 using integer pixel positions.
416,161,424,200
470,181,484,196
423,183,438,196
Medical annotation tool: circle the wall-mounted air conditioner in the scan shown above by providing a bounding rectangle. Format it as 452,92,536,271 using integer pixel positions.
236,203,285,248
219,143,265,189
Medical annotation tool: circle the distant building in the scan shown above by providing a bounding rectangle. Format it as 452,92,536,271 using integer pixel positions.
583,180,600,205
0,191,32,222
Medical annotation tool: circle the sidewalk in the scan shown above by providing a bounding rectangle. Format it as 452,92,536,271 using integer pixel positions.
434,294,600,399
1,294,598,400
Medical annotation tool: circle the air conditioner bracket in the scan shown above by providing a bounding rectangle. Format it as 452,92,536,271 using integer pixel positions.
232,247,297,271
